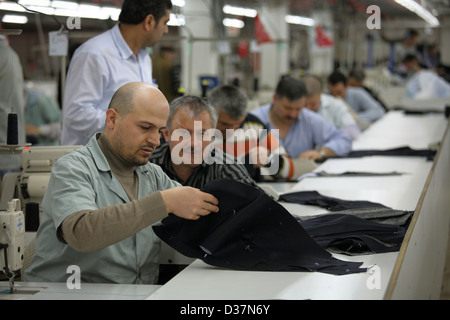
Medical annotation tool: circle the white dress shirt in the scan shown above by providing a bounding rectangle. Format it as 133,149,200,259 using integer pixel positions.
61,24,153,146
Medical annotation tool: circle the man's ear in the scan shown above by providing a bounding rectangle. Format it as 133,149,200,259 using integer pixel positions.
162,128,170,142
105,109,119,130
144,14,156,31
272,93,279,104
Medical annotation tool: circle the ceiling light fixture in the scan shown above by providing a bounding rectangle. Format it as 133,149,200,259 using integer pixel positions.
172,0,185,7
223,5,257,18
223,18,245,28
2,14,28,24
168,13,185,26
394,0,439,27
285,15,315,27
51,0,78,10
0,2,26,12
18,0,51,6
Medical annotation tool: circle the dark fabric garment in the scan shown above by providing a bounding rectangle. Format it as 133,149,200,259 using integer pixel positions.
296,213,411,255
346,146,436,161
314,171,403,177
299,207,413,226
153,179,366,275
279,190,389,211
280,191,412,255
316,146,437,163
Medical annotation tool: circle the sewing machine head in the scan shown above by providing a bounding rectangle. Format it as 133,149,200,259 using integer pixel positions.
0,145,81,228
0,199,24,293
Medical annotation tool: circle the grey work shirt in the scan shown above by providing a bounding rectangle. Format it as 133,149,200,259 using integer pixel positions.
24,134,180,284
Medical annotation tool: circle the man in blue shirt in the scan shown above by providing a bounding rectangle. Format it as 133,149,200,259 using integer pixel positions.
327,71,385,124
62,0,172,146
250,76,352,160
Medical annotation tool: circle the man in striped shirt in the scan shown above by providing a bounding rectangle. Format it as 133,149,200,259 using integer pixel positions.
150,95,258,189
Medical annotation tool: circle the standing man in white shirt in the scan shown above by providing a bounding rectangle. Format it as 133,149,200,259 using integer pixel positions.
0,35,25,174
61,0,172,146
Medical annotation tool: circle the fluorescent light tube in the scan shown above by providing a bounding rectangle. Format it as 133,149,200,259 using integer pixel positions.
0,2,26,12
223,5,257,18
223,18,245,28
394,0,439,27
18,0,51,6
285,15,315,26
2,14,28,24
25,5,55,15
78,4,100,19
51,0,78,10
172,0,185,7
98,6,120,21
168,13,185,26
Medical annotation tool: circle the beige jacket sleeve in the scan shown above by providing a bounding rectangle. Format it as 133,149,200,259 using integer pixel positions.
60,191,167,252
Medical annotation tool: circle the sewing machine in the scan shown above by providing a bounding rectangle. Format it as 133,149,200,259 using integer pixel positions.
0,199,24,293
0,146,80,294
0,145,81,215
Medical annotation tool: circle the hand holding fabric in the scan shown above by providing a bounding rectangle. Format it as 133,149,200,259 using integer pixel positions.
161,186,219,220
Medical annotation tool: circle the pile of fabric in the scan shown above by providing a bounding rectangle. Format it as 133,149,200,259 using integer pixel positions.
153,179,412,275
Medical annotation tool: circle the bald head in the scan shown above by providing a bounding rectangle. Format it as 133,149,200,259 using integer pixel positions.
103,82,169,166
108,82,167,117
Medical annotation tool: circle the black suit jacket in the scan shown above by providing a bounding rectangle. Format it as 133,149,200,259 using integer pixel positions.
153,179,366,275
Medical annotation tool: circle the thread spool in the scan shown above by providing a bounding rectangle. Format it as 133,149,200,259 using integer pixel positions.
7,113,18,145
201,80,209,98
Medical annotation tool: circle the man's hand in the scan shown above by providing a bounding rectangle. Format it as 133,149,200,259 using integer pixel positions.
298,149,322,161
161,186,219,220
26,124,41,136
299,147,335,161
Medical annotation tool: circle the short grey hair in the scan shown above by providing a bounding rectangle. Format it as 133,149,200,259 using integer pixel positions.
167,95,218,130
208,85,248,120
301,75,323,97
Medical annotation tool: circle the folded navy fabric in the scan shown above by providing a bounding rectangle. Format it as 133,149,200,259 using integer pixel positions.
297,213,411,255
279,190,411,254
346,146,436,161
279,190,389,211
153,179,366,275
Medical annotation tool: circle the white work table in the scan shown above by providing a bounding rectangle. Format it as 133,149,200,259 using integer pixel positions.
0,282,160,300
351,110,446,151
148,156,432,300
3,110,448,300
148,110,449,300
148,254,397,300
287,156,433,213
